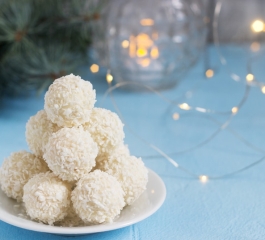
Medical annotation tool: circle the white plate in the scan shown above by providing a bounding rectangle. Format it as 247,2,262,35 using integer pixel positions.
0,169,166,236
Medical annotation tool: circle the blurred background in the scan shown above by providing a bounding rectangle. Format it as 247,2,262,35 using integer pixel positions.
0,0,265,101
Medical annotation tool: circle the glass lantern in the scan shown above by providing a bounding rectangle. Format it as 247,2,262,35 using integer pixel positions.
93,0,208,90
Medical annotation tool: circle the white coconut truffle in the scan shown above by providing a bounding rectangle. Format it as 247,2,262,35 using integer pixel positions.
44,74,96,127
26,110,60,157
71,170,125,224
95,143,130,166
43,127,98,182
55,203,85,227
23,172,71,225
83,108,125,157
97,154,148,205
0,151,49,202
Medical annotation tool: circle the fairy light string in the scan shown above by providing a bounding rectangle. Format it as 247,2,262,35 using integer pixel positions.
102,78,251,158
96,1,265,182
214,0,265,95
213,1,242,82
246,53,265,92
100,76,265,182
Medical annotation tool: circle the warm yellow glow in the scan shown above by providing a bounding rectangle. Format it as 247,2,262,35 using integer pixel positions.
106,73,113,83
90,64,99,73
199,175,208,183
129,36,136,57
251,20,264,32
250,42,260,52
128,33,160,67
137,48,148,57
205,69,214,78
140,18,154,26
172,113,180,120
136,33,153,48
121,40,129,48
151,190,155,194
151,47,159,59
246,73,254,82
138,58,150,67
231,107,238,114
261,86,265,94
179,103,191,111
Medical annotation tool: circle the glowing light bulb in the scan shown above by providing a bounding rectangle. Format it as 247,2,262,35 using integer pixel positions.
90,64,99,73
172,113,180,120
121,40,129,48
261,86,265,94
205,69,214,78
129,36,136,57
106,73,113,83
150,47,159,59
231,107,238,114
199,175,208,183
137,58,150,67
251,20,264,32
137,48,148,57
140,18,154,26
141,58,150,67
246,74,254,82
179,103,191,111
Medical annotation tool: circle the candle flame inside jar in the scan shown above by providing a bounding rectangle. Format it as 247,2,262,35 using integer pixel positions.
125,31,159,67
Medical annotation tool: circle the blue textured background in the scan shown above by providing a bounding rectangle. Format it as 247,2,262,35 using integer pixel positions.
1,46,265,240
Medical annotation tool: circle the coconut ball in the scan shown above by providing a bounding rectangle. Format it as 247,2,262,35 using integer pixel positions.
0,151,49,202
23,172,71,225
71,170,125,224
97,154,148,205
95,143,130,166
26,110,60,157
55,203,85,227
43,127,98,182
83,108,125,157
44,74,96,127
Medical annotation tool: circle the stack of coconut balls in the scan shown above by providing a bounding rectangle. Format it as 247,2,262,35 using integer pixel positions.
0,74,148,226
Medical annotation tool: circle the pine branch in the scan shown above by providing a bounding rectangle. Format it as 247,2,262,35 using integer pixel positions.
0,0,107,101
1,41,84,95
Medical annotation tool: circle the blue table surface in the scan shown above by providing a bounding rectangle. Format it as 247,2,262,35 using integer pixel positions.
1,45,265,240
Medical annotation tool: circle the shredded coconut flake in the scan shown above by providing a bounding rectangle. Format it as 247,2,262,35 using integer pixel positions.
95,143,130,166
23,172,71,225
44,74,96,127
83,108,125,157
71,170,125,224
43,127,98,182
96,152,148,205
26,110,61,157
55,203,85,227
1,74,150,227
0,151,49,202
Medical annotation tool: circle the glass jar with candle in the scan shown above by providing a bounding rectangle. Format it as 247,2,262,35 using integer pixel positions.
93,0,208,90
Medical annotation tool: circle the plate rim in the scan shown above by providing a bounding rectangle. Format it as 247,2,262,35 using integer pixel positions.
0,168,166,235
